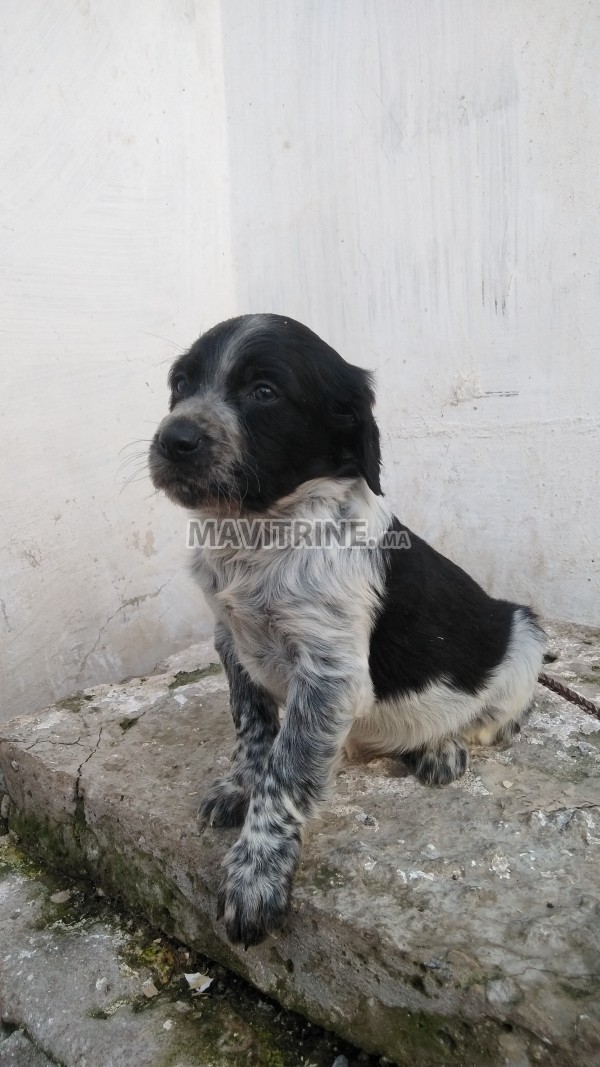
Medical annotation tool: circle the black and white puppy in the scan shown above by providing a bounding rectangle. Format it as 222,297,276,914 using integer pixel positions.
149,313,546,947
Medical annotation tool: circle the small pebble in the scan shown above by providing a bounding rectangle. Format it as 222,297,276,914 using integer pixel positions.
163,1019,173,1030
354,811,377,826
50,890,71,904
142,979,159,998
502,780,513,789
332,1057,349,1067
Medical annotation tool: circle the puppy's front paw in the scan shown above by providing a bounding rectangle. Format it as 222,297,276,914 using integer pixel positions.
199,776,249,828
217,835,299,947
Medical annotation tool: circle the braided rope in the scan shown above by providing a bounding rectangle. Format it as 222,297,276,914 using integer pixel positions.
538,672,600,723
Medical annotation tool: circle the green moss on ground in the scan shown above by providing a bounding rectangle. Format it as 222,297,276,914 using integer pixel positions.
168,664,223,690
56,692,90,713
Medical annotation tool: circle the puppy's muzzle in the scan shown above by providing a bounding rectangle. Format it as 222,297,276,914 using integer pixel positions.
149,394,243,508
157,417,204,462
149,413,213,505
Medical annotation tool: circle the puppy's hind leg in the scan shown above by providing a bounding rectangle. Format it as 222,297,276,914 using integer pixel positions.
461,705,524,746
199,622,280,828
347,696,470,785
462,608,546,748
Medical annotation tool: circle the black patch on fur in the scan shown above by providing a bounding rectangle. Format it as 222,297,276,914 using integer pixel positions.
369,517,525,701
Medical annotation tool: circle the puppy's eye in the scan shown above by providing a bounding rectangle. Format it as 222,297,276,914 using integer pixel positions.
250,384,277,402
172,375,188,395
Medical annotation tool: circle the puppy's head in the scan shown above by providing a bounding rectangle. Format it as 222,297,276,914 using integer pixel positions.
148,314,381,512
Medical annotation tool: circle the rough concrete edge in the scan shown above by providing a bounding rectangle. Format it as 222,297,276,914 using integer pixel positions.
4,617,599,1065
0,744,572,1067
0,1025,58,1067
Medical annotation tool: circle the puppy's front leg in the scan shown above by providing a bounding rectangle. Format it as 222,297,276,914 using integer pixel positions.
199,622,280,828
218,668,369,947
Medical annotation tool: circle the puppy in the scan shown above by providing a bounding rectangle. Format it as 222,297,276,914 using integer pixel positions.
149,313,546,947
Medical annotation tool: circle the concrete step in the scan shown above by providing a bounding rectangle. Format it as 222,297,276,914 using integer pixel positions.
1,624,599,1067
0,835,368,1067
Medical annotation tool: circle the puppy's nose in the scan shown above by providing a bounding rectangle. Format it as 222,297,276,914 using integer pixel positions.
158,419,202,460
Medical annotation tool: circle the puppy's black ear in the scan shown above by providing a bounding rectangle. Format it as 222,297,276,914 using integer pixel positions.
353,372,382,495
356,399,382,495
331,367,382,495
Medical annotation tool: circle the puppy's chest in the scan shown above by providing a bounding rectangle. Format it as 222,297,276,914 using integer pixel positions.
197,550,310,698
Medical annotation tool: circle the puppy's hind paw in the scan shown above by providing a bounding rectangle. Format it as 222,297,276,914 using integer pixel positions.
198,776,249,828
405,737,469,787
462,714,522,747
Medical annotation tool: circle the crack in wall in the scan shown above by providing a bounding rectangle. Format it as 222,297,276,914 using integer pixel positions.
74,726,104,830
25,737,84,752
74,584,168,684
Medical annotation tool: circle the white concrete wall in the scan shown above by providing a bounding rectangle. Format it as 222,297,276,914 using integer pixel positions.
0,0,231,719
220,0,599,619
1,0,598,720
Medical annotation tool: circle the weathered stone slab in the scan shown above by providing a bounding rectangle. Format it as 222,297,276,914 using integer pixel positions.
0,836,361,1067
0,1028,54,1067
1,625,599,1066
